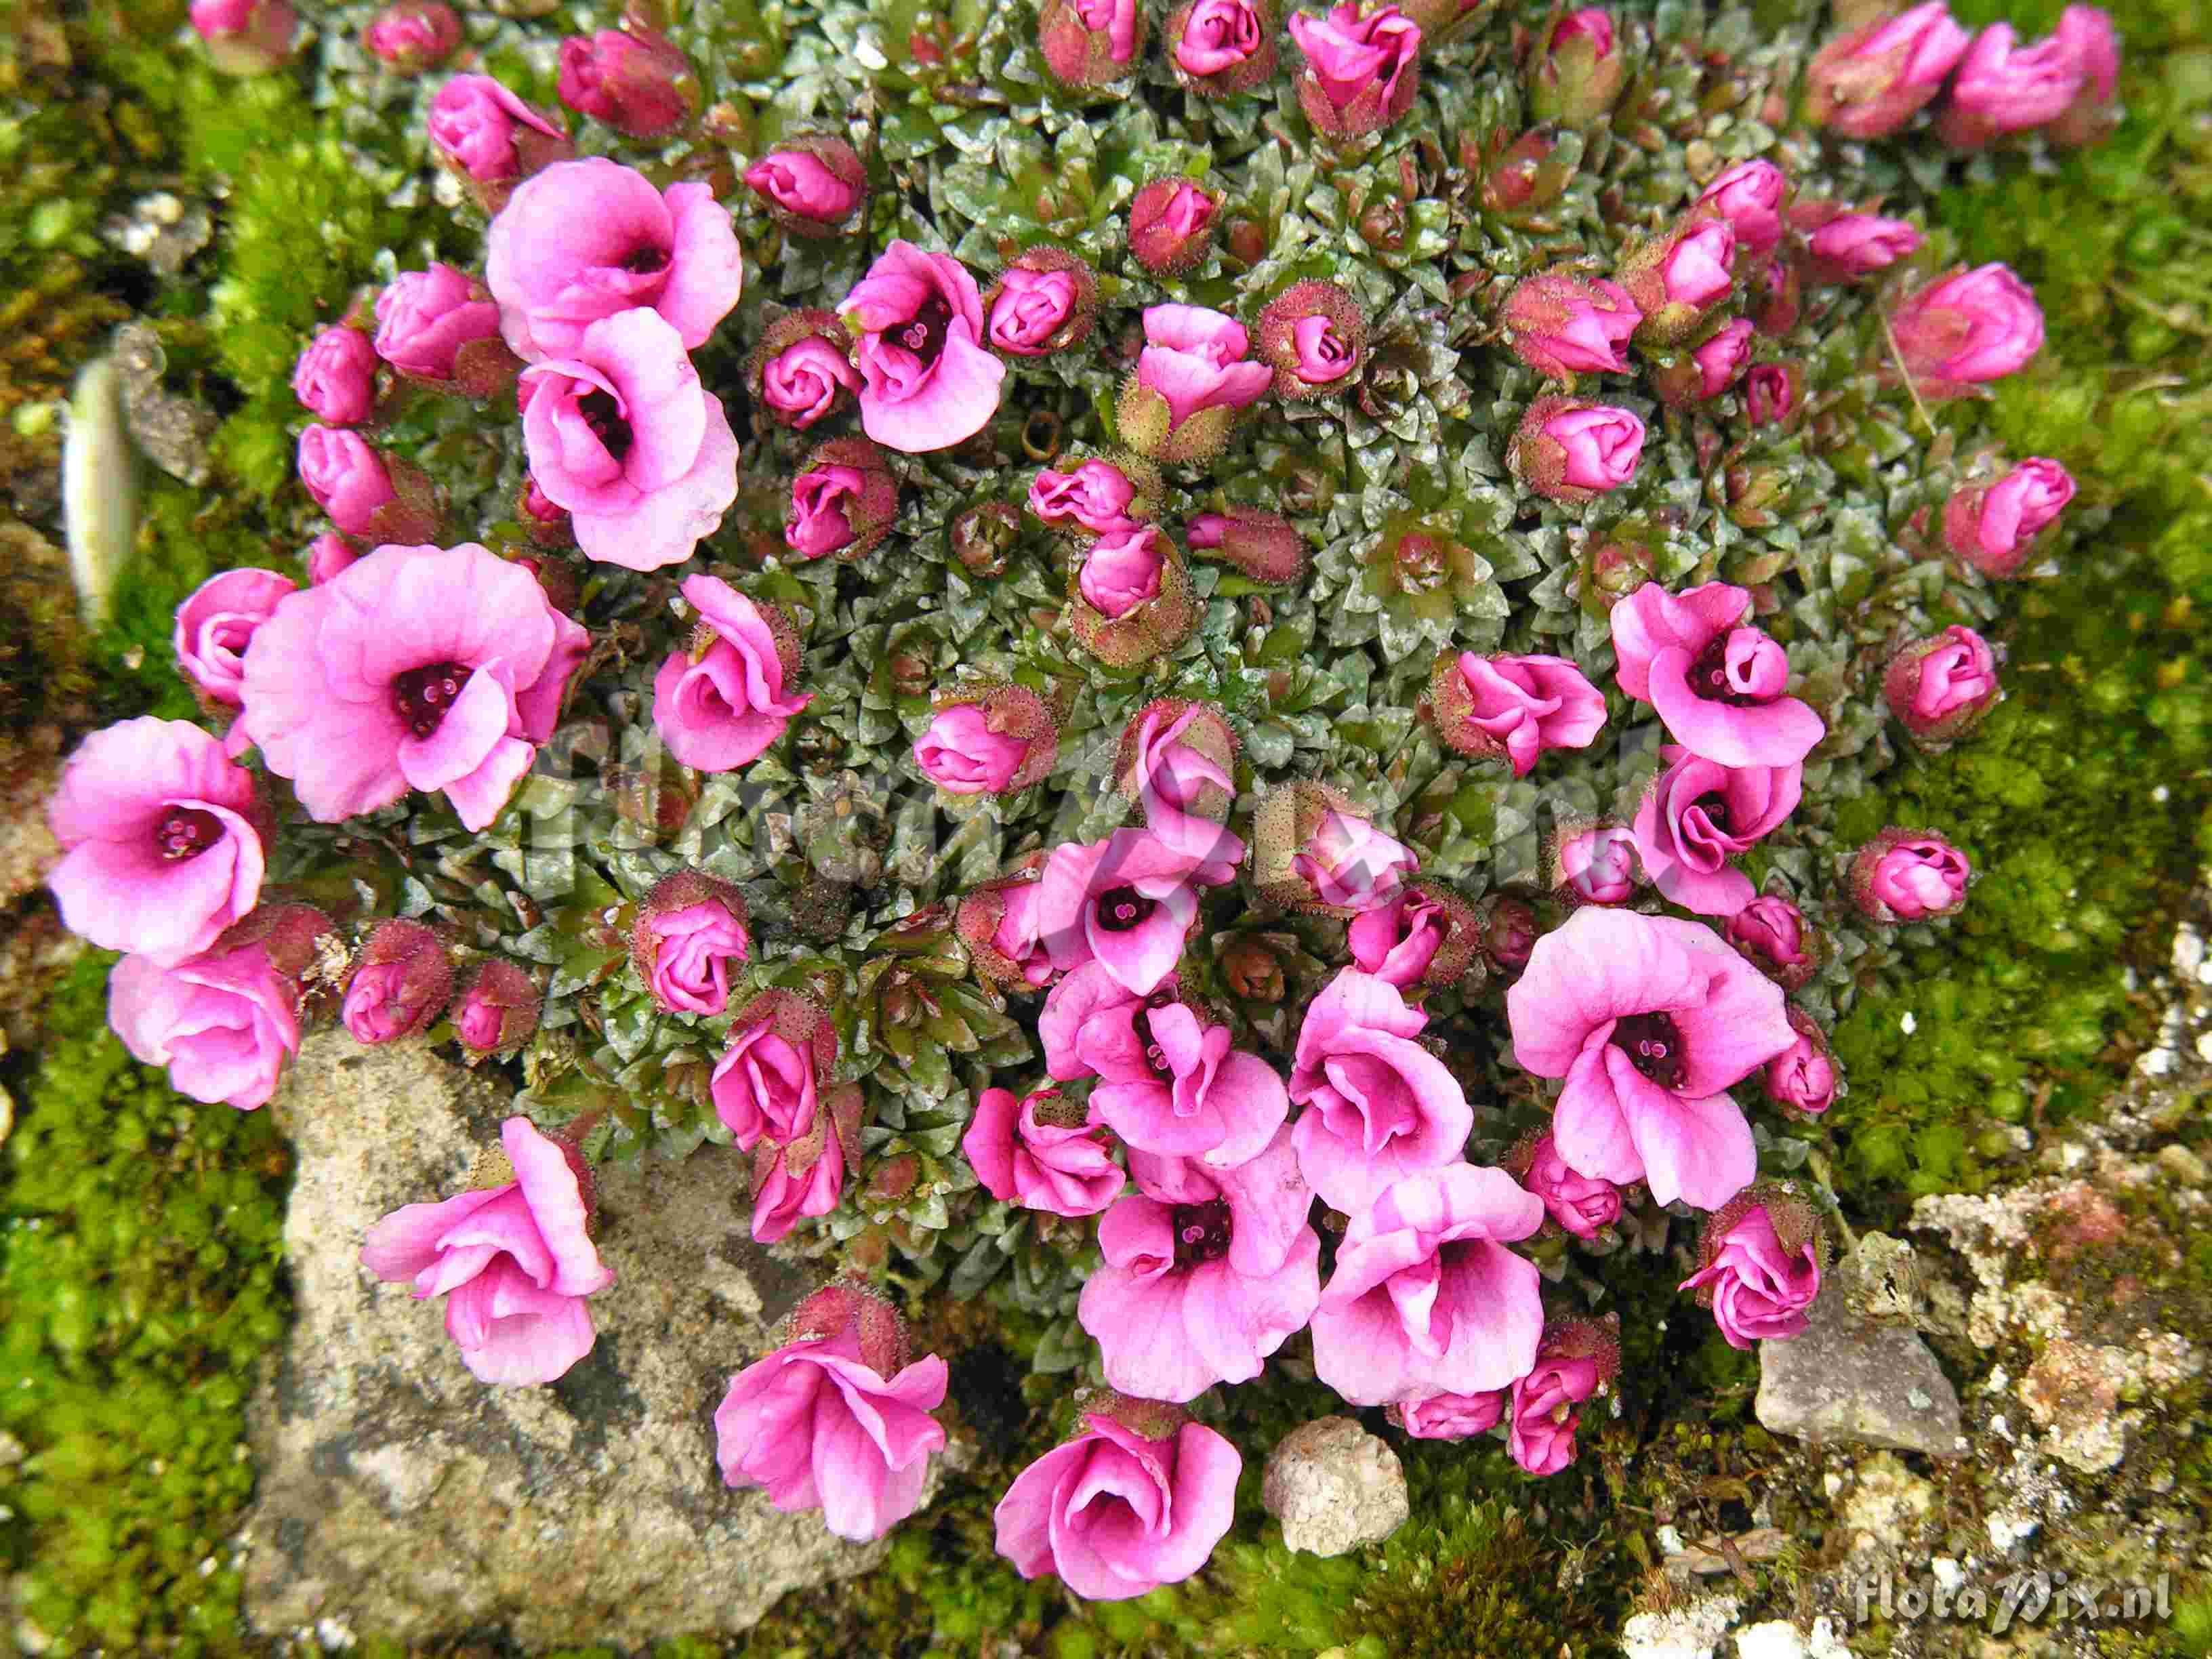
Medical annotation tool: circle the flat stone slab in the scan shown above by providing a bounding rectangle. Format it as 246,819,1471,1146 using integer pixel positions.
241,1033,895,1649
1755,1287,1965,1460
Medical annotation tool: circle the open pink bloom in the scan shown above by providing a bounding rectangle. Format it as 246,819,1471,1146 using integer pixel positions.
1631,747,1803,918
1609,581,1825,769
1885,624,1999,745
1697,160,1787,258
1725,895,1817,989
361,1116,612,1385
1851,830,1971,922
1124,702,1243,878
916,705,1030,794
237,541,588,832
1521,1133,1622,1238
637,899,750,1015
1506,907,1795,1210
1134,304,1273,432
1289,969,1475,1214
1041,960,1178,1080
989,268,1082,355
373,264,504,383
1943,457,2074,576
109,941,299,1109
1394,1389,1507,1439
1173,0,1274,86
521,307,739,571
293,327,377,424
996,1409,1239,1600
714,1321,947,1542
1348,891,1447,988
1889,264,2044,386
1805,213,1921,279
1293,809,1417,914
1030,459,1140,534
1937,22,2084,147
1311,1163,1545,1406
1805,1,1973,140
1128,180,1221,276
174,568,296,713
964,1086,1125,1217
1079,527,1166,619
712,1008,830,1149
838,241,1005,454
745,150,862,223
557,28,697,138
1507,1346,1603,1475
1680,1205,1821,1347
1500,271,1643,379
1765,1019,1837,1115
485,157,743,361
1288,2,1422,138
1089,999,1290,1167
1038,828,1224,996
1078,1126,1321,1401
1689,318,1756,398
1438,653,1607,778
759,336,860,428
651,576,811,771
427,75,571,184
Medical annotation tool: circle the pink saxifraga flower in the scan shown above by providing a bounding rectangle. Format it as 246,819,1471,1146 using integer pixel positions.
297,426,439,544
108,938,300,1109
1849,828,1972,923
1029,458,1145,535
1499,270,1643,380
838,240,1006,454
1515,1132,1623,1238
1507,397,1645,502
453,960,541,1055
983,249,1098,357
1936,22,2085,148
1288,1,1423,138
1506,1319,1618,1475
914,685,1058,797
1128,180,1221,278
750,1082,862,1244
1631,746,1804,918
1888,264,2045,390
1039,0,1147,86
1428,651,1606,778
1696,159,1788,259
1610,580,1825,769
744,138,867,232
1615,216,1736,344
1804,212,1922,280
1804,1,1973,140
556,26,699,139
1725,894,1820,991
1037,827,1227,996
711,991,838,1150
748,310,861,430
1088,997,1290,1168
427,76,573,196
629,871,751,1016
1530,7,1626,123
1943,457,2074,577
1883,624,2001,749
1680,1189,1826,1347
1254,280,1367,398
1346,884,1481,991
651,576,812,772
365,0,459,70
374,264,510,390
1168,0,1278,94
1119,304,1273,465
293,326,377,425
964,1086,1125,1217
1392,1388,1507,1440
1765,1010,1839,1115
342,917,453,1044
1292,808,1418,914
1554,822,1639,905
174,567,297,716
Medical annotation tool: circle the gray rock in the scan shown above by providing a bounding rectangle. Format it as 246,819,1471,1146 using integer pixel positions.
241,1033,899,1649
1260,1415,1408,1557
1755,1286,1965,1458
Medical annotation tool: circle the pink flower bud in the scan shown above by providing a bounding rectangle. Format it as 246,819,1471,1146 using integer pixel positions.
1427,649,1607,776
1743,361,1799,426
303,533,358,584
983,248,1099,357
1345,881,1483,989
1764,1009,1837,1115
1805,1,1972,140
1119,304,1273,464
1039,0,1147,86
1029,456,1154,536
453,960,541,1054
1070,529,1199,666
744,138,867,234
426,76,573,199
1391,1390,1507,1439
1512,1131,1622,1237
630,871,752,1015
743,310,859,430
1128,180,1222,277
1803,211,1922,281
1529,7,1626,124
786,438,900,562
1942,456,2074,576
955,859,1056,992
1696,159,1788,258
174,567,295,713
914,684,1059,796
190,0,296,73
1168,0,1279,94
1253,783,1417,915
1483,895,1536,970
364,0,460,71
1936,23,2084,148
343,918,453,1044
1507,1317,1618,1475
1889,264,2044,389
1850,827,1971,924
1725,895,1820,990
1290,2,1422,139
1508,396,1645,502
1884,625,2001,748
296,426,440,543
1254,279,1367,397
1616,217,1736,344
748,1082,862,1244
1553,821,1639,905
1500,270,1642,379
519,477,571,546
557,27,701,138
2048,5,2121,147
373,264,512,394
1689,318,1756,400
293,327,377,426
1078,525,1167,619
1681,1186,1826,1347
1184,508,1309,584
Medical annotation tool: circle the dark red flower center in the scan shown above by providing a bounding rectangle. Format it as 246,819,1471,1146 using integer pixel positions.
392,659,471,739
1612,1010,1685,1089
1688,634,1771,706
621,241,671,276
897,294,954,367
1171,1198,1233,1267
579,388,634,462
155,805,224,862
1095,885,1157,933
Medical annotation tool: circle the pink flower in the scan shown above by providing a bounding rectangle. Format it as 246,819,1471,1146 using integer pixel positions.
1042,960,1176,1080
964,1086,1125,1216
1030,459,1142,535
1804,213,1921,279
1557,823,1639,905
1937,22,2084,147
960,874,1057,991
293,327,377,425
373,264,506,386
1765,1012,1837,1115
1393,1389,1507,1439
1122,304,1273,462
1889,264,2045,387
1429,653,1607,777
453,960,541,1054
1519,1132,1622,1238
915,705,1032,794
749,1084,860,1244
1183,508,1309,584
996,1405,1240,1600
520,308,739,571
365,0,459,70
1530,7,1626,123
1616,218,1736,342
1289,2,1423,138
485,157,743,361
744,145,865,227
712,993,838,1149
1088,997,1290,1167
1943,457,2074,576
1119,700,1243,877
1631,747,1803,918
362,1116,612,1384
1066,528,1195,668
1505,907,1796,1209
1347,890,1447,988
1038,828,1222,995
1506,1326,1614,1475
714,1287,947,1542
108,940,300,1109
556,27,698,138
1609,581,1825,769
1685,319,1756,401
984,251,1097,356
1079,525,1168,619
1311,1163,1545,1406
1696,159,1788,258
1039,0,1147,85
1077,1126,1321,1401
1128,180,1221,277
651,577,811,771
838,241,1005,454
630,873,750,1015
1744,363,1797,426
1170,0,1277,92
426,75,571,187
237,541,587,832
1680,1197,1823,1347
1289,969,1475,1213
342,918,453,1044
174,567,296,713
1509,398,1645,501
1883,625,1999,747
49,717,264,964
1805,1,1973,139
1850,828,1971,923
1500,270,1643,379
753,320,861,430
2049,5,2121,145
1254,280,1368,398
1290,808,1418,914
785,439,899,562
190,0,295,70
304,533,359,583
1725,895,1818,990
297,426,436,541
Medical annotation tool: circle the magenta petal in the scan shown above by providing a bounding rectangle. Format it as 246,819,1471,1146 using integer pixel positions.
1428,1242,1543,1394
445,1259,597,1385
1631,1086,1757,1210
994,1439,1090,1579
360,1189,502,1283
1080,1261,1220,1402
504,1115,613,1296
1552,1042,1645,1186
